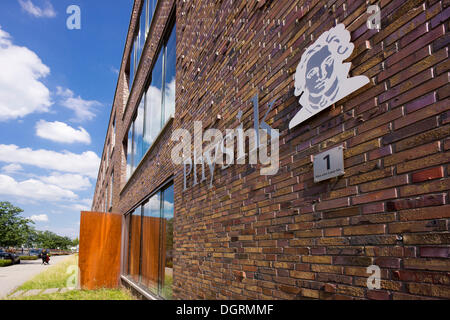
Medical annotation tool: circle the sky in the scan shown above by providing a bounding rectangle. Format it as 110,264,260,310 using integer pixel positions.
0,0,133,239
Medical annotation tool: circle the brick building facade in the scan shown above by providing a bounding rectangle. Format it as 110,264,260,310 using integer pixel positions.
91,0,450,300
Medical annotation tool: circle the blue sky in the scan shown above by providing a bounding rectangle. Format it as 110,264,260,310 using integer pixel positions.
0,0,133,239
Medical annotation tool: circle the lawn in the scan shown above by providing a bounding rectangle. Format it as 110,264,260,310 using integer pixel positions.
11,288,134,300
9,255,135,300
17,255,79,291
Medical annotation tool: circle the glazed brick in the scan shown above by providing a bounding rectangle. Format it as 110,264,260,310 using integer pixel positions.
343,224,386,236
420,247,449,258
334,256,372,266
391,73,450,109
395,124,450,151
404,92,436,114
367,290,391,300
411,166,444,183
386,24,444,67
396,99,450,129
407,283,450,298
315,197,350,211
352,188,398,205
388,220,447,233
386,194,446,211
382,117,438,145
397,152,450,174
368,145,392,160
403,233,450,245
399,205,450,221
359,175,408,193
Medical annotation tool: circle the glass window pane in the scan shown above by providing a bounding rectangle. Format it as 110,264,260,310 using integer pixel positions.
148,0,157,31
109,173,113,209
140,193,162,295
136,2,146,65
143,50,163,151
130,40,136,89
126,122,134,180
160,184,174,299
128,208,142,283
134,99,145,166
164,26,176,122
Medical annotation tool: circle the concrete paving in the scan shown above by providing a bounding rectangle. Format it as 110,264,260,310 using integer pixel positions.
0,255,72,298
41,288,60,295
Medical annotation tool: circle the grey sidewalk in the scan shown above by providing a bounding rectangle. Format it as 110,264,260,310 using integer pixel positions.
0,255,72,298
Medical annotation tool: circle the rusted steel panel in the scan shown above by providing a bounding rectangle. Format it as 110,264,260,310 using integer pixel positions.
79,211,122,290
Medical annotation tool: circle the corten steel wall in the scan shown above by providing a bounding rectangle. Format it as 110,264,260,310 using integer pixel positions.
79,212,122,290
172,0,450,300
91,0,450,300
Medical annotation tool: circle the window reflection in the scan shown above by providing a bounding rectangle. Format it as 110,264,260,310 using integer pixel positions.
126,183,174,299
134,99,145,166
144,50,163,149
128,208,142,283
141,194,161,295
128,24,176,179
126,122,134,180
164,27,176,121
161,184,174,299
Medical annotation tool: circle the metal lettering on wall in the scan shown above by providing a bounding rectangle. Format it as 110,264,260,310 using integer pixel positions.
313,146,345,183
289,24,370,130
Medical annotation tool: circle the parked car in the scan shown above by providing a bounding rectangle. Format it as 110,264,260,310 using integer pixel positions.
0,252,20,264
29,249,42,258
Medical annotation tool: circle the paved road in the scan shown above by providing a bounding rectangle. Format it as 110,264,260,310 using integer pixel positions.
0,255,72,298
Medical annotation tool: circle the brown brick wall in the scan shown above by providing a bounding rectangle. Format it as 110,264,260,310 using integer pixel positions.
172,0,449,300
92,0,450,300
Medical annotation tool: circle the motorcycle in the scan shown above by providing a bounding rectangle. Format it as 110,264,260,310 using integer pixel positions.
41,253,50,265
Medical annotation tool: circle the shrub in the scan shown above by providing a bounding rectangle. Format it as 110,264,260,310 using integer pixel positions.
20,256,38,260
0,259,13,267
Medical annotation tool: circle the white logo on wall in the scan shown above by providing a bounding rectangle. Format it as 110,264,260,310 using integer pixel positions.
289,24,370,129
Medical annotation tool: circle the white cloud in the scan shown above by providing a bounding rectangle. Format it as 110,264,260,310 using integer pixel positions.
0,174,77,201
1,164,24,174
0,144,100,178
36,120,91,144
29,214,49,222
40,173,91,191
0,27,52,121
18,0,56,18
56,87,102,122
58,199,92,212
110,66,119,75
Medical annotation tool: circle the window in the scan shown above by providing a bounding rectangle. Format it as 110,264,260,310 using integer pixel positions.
105,144,109,169
109,172,114,210
126,23,176,180
128,208,141,283
129,0,158,90
112,116,116,149
126,122,134,180
126,182,174,299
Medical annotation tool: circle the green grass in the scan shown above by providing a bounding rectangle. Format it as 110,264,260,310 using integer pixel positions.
9,254,135,300
17,255,78,291
10,288,134,300
161,273,173,300
0,260,13,267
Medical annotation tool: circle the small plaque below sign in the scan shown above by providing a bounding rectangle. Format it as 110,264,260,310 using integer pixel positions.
313,146,345,183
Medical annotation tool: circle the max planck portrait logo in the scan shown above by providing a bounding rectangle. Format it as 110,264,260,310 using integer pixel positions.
289,24,370,129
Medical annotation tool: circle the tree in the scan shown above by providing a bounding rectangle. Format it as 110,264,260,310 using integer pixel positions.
72,237,79,246
35,230,73,250
0,202,34,247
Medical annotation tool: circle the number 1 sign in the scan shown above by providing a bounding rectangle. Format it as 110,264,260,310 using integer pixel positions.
313,146,345,183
